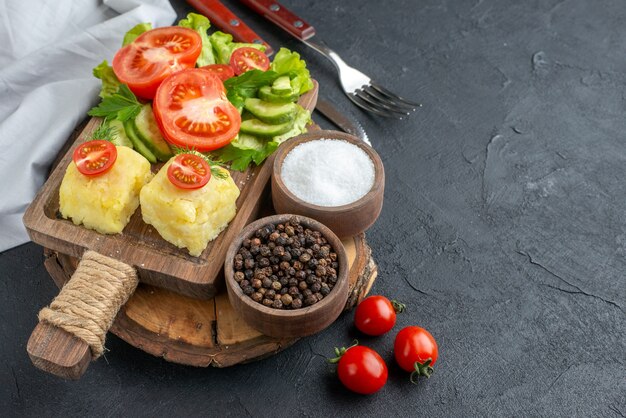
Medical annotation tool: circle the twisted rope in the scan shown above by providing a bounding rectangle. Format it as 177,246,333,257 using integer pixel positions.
38,251,138,358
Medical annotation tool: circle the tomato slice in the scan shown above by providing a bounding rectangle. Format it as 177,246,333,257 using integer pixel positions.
201,64,235,82
112,27,202,99
167,153,211,189
229,47,270,75
153,68,241,152
72,140,117,177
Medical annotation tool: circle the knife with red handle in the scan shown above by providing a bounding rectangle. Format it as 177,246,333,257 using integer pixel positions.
186,0,274,55
238,0,316,40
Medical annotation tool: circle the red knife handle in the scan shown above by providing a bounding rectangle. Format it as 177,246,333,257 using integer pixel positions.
239,0,316,41
186,0,274,55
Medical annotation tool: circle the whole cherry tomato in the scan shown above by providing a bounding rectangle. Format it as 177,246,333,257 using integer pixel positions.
394,326,438,383
330,344,388,395
354,295,405,336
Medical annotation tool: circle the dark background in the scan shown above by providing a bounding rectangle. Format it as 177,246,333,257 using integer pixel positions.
2,0,625,416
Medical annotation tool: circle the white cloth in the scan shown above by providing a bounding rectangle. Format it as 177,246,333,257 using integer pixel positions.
0,0,176,252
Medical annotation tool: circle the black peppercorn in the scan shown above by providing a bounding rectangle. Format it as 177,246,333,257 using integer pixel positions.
260,246,271,257
310,282,321,293
299,253,311,263
234,271,245,282
281,294,293,306
252,292,263,303
243,286,254,296
271,281,282,291
288,286,300,296
272,299,283,309
269,231,280,242
304,295,317,306
298,281,308,291
303,289,313,297
251,278,262,289
242,238,251,248
262,298,273,307
244,258,255,270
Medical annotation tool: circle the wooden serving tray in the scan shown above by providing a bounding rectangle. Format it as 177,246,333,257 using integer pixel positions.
43,233,376,367
23,82,318,300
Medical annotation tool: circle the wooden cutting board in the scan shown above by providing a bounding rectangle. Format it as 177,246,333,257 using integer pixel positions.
24,82,319,379
23,82,318,300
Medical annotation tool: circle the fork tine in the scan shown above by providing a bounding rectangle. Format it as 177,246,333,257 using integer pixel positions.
347,93,404,119
370,82,422,107
355,90,410,117
362,86,416,112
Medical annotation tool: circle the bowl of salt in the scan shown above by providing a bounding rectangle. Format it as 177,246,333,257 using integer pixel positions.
271,130,385,238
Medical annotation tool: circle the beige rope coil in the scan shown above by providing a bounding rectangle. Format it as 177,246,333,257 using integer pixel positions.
38,250,138,358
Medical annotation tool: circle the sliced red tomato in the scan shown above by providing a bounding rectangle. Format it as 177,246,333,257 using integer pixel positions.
112,27,202,99
229,47,270,75
167,153,211,189
72,140,117,177
201,64,235,82
153,68,241,152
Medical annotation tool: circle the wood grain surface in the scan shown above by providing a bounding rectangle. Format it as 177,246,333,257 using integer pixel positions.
43,232,376,368
23,82,318,300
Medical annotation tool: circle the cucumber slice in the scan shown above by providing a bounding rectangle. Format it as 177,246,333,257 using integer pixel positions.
244,98,297,124
239,118,294,137
123,119,157,163
108,120,133,149
133,104,172,161
258,85,298,104
271,75,292,95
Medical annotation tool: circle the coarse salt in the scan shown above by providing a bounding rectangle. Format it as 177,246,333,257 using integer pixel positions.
280,139,375,207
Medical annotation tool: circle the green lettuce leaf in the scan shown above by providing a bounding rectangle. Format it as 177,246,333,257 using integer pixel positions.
178,13,215,66
92,60,121,99
270,48,314,94
209,31,266,65
122,22,152,46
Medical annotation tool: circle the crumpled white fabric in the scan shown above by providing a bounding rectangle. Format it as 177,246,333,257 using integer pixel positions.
0,0,176,252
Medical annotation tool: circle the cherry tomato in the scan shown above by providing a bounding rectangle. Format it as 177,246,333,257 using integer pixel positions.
201,64,235,82
354,296,405,336
167,153,211,189
112,27,202,99
153,68,241,152
72,140,117,177
335,345,388,395
229,47,270,75
394,326,438,382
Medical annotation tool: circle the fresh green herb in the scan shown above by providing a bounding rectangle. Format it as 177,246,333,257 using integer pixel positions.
122,22,152,46
88,84,143,122
90,121,116,142
178,13,215,66
92,60,121,99
171,145,228,180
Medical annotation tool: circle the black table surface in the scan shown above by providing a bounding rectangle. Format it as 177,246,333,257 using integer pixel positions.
2,0,625,416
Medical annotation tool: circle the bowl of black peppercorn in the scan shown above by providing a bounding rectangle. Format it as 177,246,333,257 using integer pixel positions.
224,214,349,338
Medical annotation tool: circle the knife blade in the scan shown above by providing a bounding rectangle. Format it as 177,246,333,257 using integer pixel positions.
186,0,274,55
315,99,371,146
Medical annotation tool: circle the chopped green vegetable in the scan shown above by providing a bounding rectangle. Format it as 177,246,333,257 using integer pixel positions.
270,48,314,95
225,69,279,111
88,84,142,122
178,13,215,66
122,23,152,46
92,60,121,99
209,31,266,65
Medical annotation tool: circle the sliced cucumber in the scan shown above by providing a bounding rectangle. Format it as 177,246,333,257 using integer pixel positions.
273,106,311,145
239,117,294,138
258,85,298,104
244,98,297,124
123,119,157,163
133,104,172,161
108,120,133,149
271,75,292,95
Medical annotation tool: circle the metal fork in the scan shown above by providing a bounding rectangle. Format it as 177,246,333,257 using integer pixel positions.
239,0,421,118
303,39,421,118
